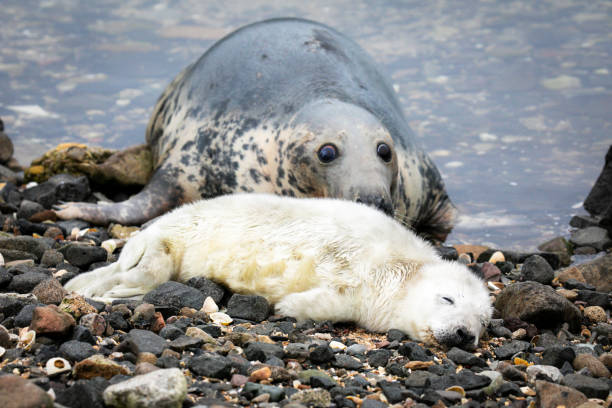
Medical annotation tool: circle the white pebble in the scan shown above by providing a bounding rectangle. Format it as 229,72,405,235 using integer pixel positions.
488,251,505,264
210,312,232,325
329,341,347,351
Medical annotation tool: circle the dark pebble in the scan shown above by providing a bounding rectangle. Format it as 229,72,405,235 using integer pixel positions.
107,312,130,331
185,276,226,304
361,399,388,408
8,272,52,293
47,174,91,202
378,380,407,404
14,303,44,327
125,328,168,356
542,345,576,368
310,375,337,389
168,334,203,352
520,254,554,285
142,281,205,314
398,342,434,361
189,352,232,379
159,324,184,340
367,349,391,367
61,244,108,270
309,344,335,364
72,325,96,344
54,377,108,408
576,290,611,308
447,347,487,367
387,329,407,342
494,340,531,360
59,340,96,362
435,245,458,260
17,200,44,220
226,293,270,322
562,373,611,399
244,341,284,362
333,354,363,370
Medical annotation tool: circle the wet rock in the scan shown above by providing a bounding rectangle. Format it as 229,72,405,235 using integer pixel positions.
576,290,610,308
245,342,284,362
60,340,96,362
17,200,44,220
227,293,270,322
55,377,108,408
520,254,554,284
570,226,612,251
573,354,611,378
185,277,226,304
495,281,581,331
309,344,335,364
126,329,168,356
40,249,64,267
61,244,108,269
0,375,53,408
189,352,232,379
584,145,612,220
73,354,130,380
7,271,51,293
142,281,204,314
367,349,391,367
557,253,612,292
562,373,610,399
31,278,66,304
447,347,487,367
493,340,531,360
103,367,187,408
29,304,76,336
0,235,50,261
535,380,588,408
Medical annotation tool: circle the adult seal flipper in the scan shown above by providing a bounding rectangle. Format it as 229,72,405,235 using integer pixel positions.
55,170,182,225
56,18,456,241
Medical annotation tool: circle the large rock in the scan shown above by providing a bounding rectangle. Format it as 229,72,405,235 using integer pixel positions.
556,253,612,292
29,304,76,336
570,226,611,251
520,254,554,284
535,380,587,408
0,375,54,408
495,281,581,331
584,145,612,221
562,373,610,399
103,368,187,408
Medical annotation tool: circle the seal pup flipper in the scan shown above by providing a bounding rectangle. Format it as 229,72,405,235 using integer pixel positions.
55,171,183,225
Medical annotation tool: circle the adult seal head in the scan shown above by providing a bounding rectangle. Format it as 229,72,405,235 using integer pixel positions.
57,18,456,241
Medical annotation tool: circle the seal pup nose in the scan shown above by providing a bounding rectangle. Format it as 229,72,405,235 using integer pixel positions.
441,326,476,350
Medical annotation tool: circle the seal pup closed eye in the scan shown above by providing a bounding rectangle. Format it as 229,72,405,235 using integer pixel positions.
56,18,455,242
64,194,491,349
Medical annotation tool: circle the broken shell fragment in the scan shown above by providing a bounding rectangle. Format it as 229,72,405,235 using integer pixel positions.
45,357,72,375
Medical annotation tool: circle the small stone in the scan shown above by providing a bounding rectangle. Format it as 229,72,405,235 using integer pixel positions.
600,353,612,370
137,352,158,365
130,303,156,328
570,226,611,251
185,326,216,344
60,340,96,362
556,288,578,301
447,347,487,367
168,334,203,352
493,340,531,360
333,354,363,370
54,377,109,408
0,375,53,408
562,373,610,399
59,293,98,319
29,304,76,336
576,290,611,308
367,349,391,367
584,305,607,323
227,293,270,322
0,325,10,348
126,329,168,356
80,313,107,336
573,354,611,378
62,243,108,269
189,352,232,379
31,277,66,304
103,367,187,408
73,354,130,379
520,254,554,284
387,328,407,342
134,361,159,375
346,343,368,356
542,346,576,368
481,262,502,281
245,342,284,362
185,277,226,304
398,341,434,361
8,271,51,293
526,365,563,383
231,374,249,387
289,388,332,407
14,303,44,327
142,281,205,314
250,366,272,381
309,344,334,364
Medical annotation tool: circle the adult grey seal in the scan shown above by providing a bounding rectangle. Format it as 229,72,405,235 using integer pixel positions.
57,18,455,241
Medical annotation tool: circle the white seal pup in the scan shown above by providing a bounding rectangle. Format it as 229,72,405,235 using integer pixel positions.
64,194,491,348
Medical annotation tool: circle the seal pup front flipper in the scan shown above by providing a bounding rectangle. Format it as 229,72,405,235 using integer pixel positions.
55,170,183,225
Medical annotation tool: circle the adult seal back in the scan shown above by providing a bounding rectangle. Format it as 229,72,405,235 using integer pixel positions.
57,18,456,241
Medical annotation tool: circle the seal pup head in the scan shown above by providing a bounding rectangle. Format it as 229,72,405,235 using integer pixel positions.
285,99,398,215
391,260,492,349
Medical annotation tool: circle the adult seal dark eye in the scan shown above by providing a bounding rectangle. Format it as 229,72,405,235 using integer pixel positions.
318,144,338,163
377,142,392,162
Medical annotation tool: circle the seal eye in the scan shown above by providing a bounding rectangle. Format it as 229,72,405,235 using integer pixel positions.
377,142,392,162
317,144,338,163
442,296,455,305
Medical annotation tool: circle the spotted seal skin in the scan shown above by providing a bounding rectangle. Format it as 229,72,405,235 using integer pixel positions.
57,18,455,241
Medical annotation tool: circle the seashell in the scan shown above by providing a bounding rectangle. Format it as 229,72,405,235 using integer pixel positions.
329,340,347,351
70,227,80,240
488,251,505,264
17,328,36,351
201,296,219,313
0,252,4,267
45,357,71,375
445,385,465,397
101,239,118,254
0,346,5,358
210,312,232,325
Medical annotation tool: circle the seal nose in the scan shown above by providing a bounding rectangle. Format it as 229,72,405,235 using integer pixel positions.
442,327,476,350
355,194,393,216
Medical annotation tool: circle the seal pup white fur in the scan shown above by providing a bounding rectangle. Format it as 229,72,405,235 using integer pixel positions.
64,194,491,348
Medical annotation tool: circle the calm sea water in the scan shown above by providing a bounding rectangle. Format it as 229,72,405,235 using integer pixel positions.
1,0,611,250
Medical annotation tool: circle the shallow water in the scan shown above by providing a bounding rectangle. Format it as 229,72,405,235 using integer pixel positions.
1,0,611,250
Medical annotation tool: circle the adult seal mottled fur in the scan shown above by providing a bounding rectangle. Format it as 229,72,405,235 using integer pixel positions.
57,18,455,241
